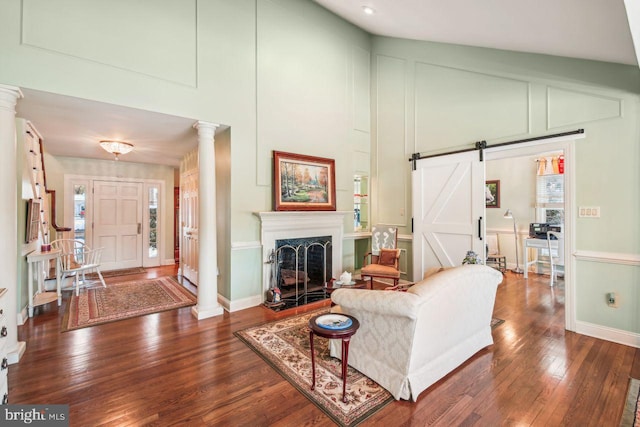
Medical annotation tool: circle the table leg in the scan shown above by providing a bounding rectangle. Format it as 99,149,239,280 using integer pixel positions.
309,330,316,391
341,337,351,403
27,261,34,318
56,256,62,306
523,238,529,279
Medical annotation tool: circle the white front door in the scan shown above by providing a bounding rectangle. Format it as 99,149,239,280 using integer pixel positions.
180,170,198,285
412,151,485,279
93,180,143,270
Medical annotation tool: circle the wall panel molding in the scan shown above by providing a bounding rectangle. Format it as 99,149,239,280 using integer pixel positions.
375,54,407,226
21,0,198,87
575,250,640,266
413,61,530,151
547,86,622,129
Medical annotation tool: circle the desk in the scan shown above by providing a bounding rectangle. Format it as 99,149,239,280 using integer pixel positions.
26,248,62,317
523,238,560,278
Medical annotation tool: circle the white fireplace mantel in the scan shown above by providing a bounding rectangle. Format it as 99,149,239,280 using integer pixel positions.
255,211,350,294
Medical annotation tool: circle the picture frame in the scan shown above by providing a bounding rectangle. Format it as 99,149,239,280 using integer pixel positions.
273,151,336,211
25,199,41,243
485,180,500,208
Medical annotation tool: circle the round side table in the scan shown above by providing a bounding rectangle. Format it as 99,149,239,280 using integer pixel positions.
308,313,360,403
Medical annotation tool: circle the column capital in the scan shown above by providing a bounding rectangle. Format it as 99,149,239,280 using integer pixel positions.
0,85,23,114
193,120,220,136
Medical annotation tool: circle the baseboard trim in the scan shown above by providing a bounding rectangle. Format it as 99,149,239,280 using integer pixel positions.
218,294,262,312
575,320,640,348
17,307,28,326
161,259,176,266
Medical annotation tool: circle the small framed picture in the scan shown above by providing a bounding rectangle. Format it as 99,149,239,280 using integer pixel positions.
485,180,500,208
273,151,336,211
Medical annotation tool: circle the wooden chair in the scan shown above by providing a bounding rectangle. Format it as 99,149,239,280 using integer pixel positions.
361,226,401,289
485,234,507,273
51,239,107,295
547,231,564,286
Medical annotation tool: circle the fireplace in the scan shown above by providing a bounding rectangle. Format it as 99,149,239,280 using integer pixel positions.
255,211,349,306
270,235,332,306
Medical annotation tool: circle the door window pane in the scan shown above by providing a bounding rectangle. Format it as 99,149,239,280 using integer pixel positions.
149,187,158,258
73,185,86,243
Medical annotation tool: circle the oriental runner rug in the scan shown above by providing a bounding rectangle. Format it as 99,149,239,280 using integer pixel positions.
235,309,393,427
621,378,640,426
62,276,196,332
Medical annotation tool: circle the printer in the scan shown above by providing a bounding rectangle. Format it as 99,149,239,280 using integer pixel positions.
529,223,562,239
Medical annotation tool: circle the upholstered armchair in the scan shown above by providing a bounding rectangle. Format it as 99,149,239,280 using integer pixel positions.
361,226,401,289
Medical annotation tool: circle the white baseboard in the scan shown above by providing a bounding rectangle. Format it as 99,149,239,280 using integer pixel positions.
17,307,28,326
575,320,640,348
218,294,262,312
162,259,176,266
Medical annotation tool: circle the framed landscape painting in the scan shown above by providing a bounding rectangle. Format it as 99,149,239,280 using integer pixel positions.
485,180,500,208
273,151,336,211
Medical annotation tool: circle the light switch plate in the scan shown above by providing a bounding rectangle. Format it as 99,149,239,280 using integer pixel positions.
579,206,600,218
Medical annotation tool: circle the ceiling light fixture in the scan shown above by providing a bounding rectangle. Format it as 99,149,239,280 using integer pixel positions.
362,5,375,15
99,140,134,161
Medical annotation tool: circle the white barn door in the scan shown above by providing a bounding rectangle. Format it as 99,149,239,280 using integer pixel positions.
93,180,143,270
412,151,485,279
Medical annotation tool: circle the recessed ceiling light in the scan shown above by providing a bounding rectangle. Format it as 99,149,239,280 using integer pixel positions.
362,6,375,15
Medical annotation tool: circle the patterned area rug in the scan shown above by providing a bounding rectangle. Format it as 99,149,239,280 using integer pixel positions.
62,276,196,332
621,378,640,426
235,309,394,427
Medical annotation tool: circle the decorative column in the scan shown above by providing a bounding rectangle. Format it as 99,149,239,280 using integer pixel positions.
0,84,26,362
191,121,223,319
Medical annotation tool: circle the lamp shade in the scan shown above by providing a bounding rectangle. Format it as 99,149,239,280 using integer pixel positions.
99,140,134,160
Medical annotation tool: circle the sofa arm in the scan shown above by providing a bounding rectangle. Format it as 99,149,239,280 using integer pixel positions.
331,288,421,319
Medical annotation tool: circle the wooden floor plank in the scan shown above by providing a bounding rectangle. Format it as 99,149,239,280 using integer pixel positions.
8,267,639,426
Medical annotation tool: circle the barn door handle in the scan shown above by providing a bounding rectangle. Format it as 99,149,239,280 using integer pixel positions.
137,223,141,234
478,217,483,240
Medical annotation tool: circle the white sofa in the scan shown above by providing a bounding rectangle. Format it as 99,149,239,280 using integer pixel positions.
329,265,503,401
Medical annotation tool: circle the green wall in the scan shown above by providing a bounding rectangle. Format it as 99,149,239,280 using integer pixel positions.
2,0,639,340
371,36,640,336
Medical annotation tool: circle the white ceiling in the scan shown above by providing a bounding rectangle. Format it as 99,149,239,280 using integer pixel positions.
16,1,639,169
315,0,639,66
16,89,199,168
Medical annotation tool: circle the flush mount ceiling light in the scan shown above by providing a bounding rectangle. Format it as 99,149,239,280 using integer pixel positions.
99,140,134,161
362,5,375,15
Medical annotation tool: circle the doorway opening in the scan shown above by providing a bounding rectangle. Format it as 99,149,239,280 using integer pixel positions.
64,175,164,270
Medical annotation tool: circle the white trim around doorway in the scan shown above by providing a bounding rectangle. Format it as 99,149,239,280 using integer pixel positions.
485,132,583,333
63,174,167,269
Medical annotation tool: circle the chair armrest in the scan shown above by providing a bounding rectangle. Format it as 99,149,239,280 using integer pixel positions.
363,252,373,267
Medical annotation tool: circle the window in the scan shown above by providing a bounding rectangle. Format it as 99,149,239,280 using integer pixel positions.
148,187,158,258
73,184,86,243
535,154,564,226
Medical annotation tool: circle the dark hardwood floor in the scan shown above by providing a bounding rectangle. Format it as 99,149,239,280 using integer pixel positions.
9,267,639,426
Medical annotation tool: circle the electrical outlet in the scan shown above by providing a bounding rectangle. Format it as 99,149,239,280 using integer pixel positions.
579,206,601,218
607,292,618,308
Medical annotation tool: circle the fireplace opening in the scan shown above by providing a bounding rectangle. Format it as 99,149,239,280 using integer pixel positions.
267,236,332,310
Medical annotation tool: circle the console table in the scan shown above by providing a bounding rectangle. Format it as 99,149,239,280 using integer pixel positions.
523,238,561,278
26,248,62,317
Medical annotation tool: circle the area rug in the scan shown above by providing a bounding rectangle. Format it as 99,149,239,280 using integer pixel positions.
620,378,640,426
62,276,196,332
235,309,394,427
86,267,146,279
